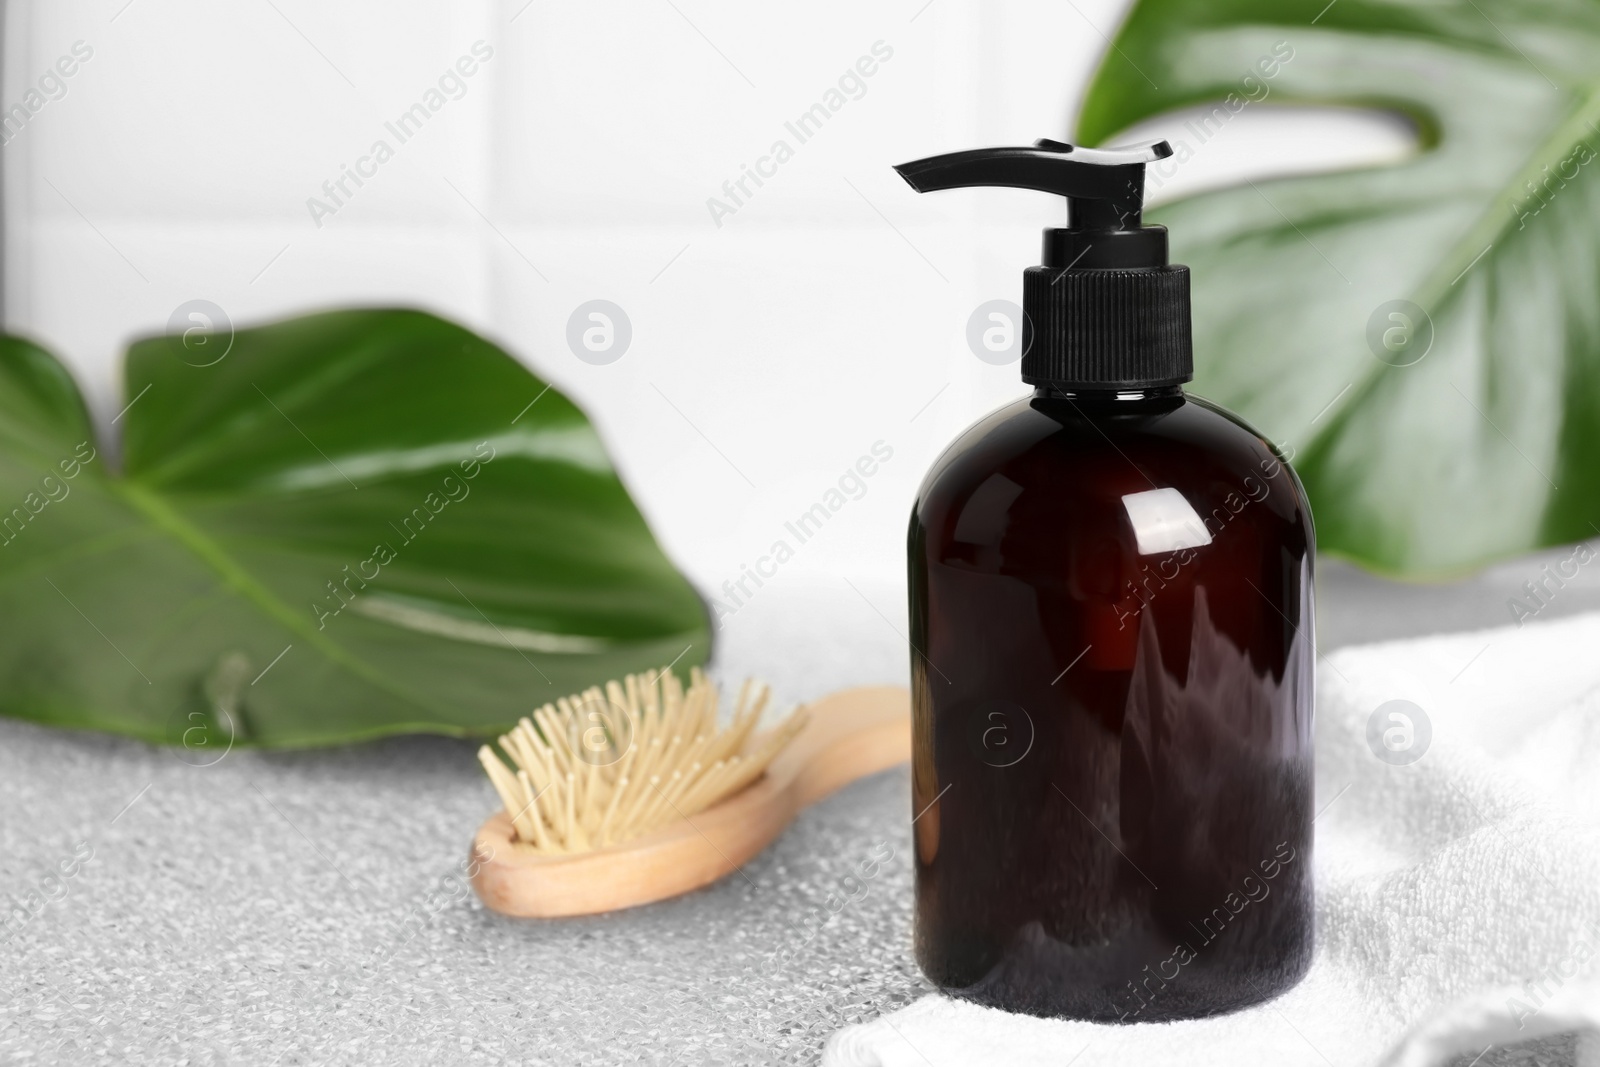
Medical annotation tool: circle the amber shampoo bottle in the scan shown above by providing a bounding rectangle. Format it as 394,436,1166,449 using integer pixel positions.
894,140,1314,1021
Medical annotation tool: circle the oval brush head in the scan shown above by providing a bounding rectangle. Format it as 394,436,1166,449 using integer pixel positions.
475,667,809,855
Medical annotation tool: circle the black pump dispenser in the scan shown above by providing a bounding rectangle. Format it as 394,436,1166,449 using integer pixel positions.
894,139,1192,390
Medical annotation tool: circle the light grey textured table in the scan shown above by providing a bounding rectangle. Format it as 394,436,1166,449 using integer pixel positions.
4,550,1598,1066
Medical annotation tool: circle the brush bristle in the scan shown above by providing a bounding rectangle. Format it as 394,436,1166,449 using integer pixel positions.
477,667,808,855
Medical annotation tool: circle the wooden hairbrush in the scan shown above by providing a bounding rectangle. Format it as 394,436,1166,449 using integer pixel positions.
470,670,910,918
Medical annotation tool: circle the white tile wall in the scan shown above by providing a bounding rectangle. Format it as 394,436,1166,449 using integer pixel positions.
2,0,1413,621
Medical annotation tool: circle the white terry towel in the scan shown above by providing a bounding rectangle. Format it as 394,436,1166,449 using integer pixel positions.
826,610,1600,1067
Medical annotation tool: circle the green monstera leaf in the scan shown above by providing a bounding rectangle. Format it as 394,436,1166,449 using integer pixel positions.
0,310,709,747
1079,0,1600,576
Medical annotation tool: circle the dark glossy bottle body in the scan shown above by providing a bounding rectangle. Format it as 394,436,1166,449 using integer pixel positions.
908,386,1315,1021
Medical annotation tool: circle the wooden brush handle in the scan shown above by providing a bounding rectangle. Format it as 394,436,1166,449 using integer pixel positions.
470,685,910,918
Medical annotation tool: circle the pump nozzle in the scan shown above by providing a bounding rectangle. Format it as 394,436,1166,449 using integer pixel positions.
891,137,1191,388
894,138,1173,269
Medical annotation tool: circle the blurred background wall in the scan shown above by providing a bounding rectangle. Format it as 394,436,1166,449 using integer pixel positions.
0,0,1413,623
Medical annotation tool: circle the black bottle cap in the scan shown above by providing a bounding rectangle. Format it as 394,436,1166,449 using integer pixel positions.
894,139,1193,390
